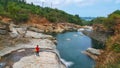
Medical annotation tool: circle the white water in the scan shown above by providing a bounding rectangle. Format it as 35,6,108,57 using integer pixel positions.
60,58,74,68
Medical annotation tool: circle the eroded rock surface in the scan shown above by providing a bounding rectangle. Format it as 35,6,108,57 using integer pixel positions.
86,48,101,55
13,52,65,68
0,23,66,68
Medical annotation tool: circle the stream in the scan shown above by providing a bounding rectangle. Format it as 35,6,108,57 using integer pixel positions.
56,32,96,68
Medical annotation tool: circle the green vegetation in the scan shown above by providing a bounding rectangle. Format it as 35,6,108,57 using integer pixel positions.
84,17,107,26
0,0,82,25
82,20,91,25
112,43,120,52
104,12,120,30
106,34,120,52
82,17,107,26
92,10,120,68
90,10,120,52
80,10,120,68
84,10,120,34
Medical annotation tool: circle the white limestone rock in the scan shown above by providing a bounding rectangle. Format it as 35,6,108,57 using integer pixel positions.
86,48,101,55
13,52,66,68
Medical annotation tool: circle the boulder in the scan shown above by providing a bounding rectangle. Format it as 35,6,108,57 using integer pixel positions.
9,23,16,32
9,27,19,38
86,48,101,55
83,51,98,60
9,24,19,38
16,28,27,35
0,30,7,35
77,28,85,32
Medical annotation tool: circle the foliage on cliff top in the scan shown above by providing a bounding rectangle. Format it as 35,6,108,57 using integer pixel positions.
0,0,82,25
85,10,120,35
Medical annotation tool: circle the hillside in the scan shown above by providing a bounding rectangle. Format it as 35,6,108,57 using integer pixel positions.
84,10,120,68
0,0,82,25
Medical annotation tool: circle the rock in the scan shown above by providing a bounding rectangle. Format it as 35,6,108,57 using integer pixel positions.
9,33,19,38
53,40,57,45
5,66,10,68
53,27,64,33
25,30,53,39
0,24,6,30
17,49,25,52
77,28,85,32
86,48,101,55
0,62,6,68
9,23,16,32
9,24,19,38
25,30,43,38
0,38,56,57
82,30,107,43
83,51,98,60
13,52,66,68
83,48,102,60
0,22,9,35
42,35,53,39
34,39,56,49
28,27,44,33
0,30,7,35
16,28,27,35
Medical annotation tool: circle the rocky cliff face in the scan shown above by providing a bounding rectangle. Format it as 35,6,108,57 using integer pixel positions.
82,30,108,44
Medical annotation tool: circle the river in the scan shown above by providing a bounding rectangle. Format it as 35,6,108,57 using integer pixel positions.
56,32,95,68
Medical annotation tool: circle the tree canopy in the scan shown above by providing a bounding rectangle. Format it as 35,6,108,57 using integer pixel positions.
0,0,83,25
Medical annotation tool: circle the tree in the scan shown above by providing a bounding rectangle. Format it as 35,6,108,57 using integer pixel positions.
4,0,8,11
90,17,106,25
104,14,120,29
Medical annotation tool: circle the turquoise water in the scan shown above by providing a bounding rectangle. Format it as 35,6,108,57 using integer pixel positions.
56,32,95,68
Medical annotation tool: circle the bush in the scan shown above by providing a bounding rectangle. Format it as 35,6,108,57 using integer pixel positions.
14,14,29,22
112,43,120,52
106,34,120,53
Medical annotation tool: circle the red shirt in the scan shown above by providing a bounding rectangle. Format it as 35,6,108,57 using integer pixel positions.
35,46,40,52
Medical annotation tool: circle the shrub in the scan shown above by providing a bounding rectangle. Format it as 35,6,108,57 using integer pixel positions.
112,43,120,52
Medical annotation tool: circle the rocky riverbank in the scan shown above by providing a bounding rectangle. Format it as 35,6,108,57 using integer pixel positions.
82,30,108,44
83,48,104,60
0,23,66,68
79,27,106,61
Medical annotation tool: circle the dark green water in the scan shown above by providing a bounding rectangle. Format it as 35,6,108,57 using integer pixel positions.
56,32,95,68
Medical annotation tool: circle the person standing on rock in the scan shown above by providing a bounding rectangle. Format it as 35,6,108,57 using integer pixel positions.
35,45,40,56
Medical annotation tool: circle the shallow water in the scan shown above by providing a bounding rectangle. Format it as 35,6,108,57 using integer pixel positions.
56,32,95,68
